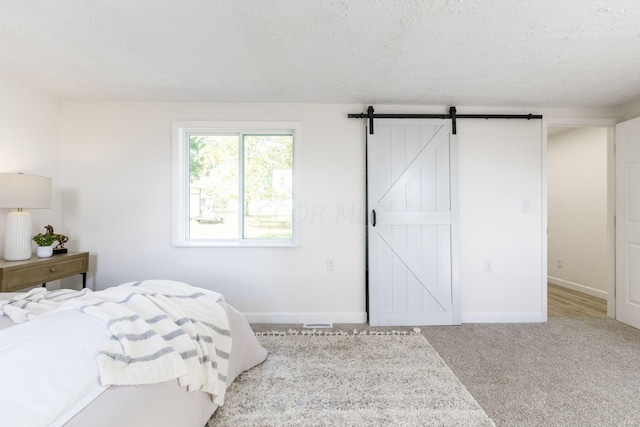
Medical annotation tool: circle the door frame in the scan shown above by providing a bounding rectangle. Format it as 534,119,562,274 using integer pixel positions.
542,116,618,320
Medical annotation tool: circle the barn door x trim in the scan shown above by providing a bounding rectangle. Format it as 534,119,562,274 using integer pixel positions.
366,119,460,326
349,106,543,134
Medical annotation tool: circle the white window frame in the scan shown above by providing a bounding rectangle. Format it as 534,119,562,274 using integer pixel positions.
172,121,301,248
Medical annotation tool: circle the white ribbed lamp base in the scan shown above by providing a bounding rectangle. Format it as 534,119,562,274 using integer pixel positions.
4,211,32,261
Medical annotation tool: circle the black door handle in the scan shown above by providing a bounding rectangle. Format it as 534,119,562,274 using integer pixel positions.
372,210,377,227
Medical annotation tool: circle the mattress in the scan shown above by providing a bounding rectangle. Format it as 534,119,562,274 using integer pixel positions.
0,290,267,427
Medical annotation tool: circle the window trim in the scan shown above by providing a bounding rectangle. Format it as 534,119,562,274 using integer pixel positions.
171,121,301,248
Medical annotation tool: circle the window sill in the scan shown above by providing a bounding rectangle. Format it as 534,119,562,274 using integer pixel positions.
172,240,299,248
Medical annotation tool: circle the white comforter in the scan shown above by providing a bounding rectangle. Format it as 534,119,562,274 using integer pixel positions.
0,280,239,427
0,309,111,427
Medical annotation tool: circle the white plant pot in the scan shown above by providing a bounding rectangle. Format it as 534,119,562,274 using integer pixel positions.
37,246,54,258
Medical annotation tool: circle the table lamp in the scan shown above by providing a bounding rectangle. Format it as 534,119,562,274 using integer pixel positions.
0,173,52,261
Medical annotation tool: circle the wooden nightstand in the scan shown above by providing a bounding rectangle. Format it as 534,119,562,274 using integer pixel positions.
0,252,89,292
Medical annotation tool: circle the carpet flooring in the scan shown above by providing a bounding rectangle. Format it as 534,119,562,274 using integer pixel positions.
423,317,640,426
247,319,640,426
209,332,494,426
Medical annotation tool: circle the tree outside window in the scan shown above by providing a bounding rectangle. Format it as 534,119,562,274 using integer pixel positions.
173,122,299,247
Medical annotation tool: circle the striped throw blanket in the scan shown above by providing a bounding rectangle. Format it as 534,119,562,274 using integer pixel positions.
0,280,232,405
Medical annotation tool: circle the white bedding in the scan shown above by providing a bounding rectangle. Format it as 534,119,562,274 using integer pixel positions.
0,309,111,427
0,282,267,427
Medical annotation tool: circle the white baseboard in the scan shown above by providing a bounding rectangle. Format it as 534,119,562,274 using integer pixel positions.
243,312,368,324
461,312,544,323
245,311,548,325
547,276,607,300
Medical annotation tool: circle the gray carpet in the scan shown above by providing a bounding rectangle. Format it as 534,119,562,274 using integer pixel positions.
209,332,495,426
423,317,640,426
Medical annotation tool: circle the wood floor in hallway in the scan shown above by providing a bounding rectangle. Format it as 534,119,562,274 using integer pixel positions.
548,283,607,318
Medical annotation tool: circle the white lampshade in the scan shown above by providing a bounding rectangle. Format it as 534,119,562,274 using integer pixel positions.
0,173,52,261
0,173,52,209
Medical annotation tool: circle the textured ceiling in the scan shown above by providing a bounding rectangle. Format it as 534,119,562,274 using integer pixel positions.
1,0,639,107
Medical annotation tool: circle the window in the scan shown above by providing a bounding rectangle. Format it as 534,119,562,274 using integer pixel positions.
172,121,300,247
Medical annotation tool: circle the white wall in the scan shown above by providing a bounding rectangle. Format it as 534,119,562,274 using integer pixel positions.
59,102,566,323
547,127,608,297
0,74,62,261
60,102,366,323
0,71,630,321
457,119,544,322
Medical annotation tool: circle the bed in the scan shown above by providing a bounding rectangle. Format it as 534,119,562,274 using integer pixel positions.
0,280,268,427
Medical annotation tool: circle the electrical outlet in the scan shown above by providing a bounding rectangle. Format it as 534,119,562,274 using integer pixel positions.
326,258,335,271
557,258,563,268
484,259,493,272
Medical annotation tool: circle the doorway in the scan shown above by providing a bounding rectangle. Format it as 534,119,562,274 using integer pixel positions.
545,124,614,318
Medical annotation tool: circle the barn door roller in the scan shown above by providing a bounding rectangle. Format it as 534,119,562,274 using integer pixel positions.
348,106,542,135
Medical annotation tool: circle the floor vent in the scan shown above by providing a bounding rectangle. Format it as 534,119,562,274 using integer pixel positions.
302,323,333,328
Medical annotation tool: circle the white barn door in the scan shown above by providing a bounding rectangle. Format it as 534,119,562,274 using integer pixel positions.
367,119,460,326
616,116,640,328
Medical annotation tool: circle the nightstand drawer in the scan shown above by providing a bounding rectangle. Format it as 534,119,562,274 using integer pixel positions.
0,253,89,292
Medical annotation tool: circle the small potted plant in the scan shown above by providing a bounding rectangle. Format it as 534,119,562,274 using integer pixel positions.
32,232,57,258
